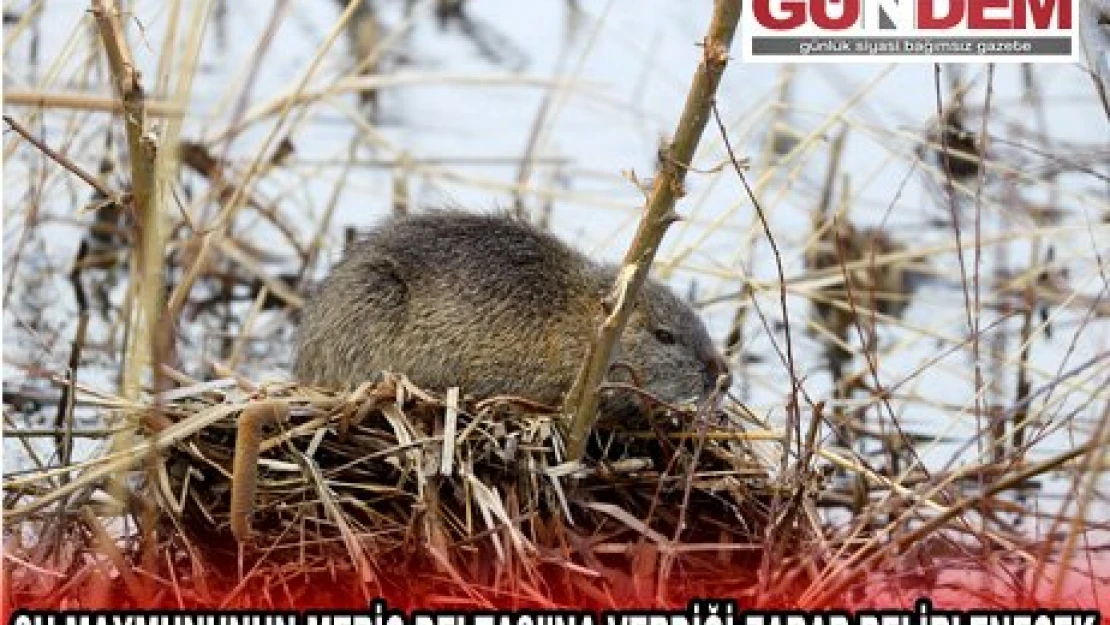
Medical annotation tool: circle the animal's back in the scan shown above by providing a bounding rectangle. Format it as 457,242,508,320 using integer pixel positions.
363,211,594,312
293,211,602,402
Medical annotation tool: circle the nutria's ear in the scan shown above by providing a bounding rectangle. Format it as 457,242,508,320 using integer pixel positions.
358,254,408,308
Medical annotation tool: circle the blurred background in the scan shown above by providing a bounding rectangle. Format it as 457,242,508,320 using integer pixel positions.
3,0,1109,604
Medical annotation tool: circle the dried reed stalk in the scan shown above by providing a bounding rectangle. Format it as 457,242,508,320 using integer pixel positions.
89,0,171,531
230,400,290,543
4,90,186,116
564,0,741,460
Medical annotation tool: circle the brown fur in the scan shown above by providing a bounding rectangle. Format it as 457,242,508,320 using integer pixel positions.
293,211,729,411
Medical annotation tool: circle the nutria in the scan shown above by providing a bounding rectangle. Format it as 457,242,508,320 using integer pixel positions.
293,211,730,413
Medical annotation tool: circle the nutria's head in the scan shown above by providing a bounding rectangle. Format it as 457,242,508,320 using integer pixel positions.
606,273,730,409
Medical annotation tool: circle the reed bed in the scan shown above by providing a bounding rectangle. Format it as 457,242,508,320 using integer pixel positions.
5,374,783,608
4,0,1109,613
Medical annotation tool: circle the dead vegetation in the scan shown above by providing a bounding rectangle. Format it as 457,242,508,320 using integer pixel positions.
3,0,1109,612
6,375,782,608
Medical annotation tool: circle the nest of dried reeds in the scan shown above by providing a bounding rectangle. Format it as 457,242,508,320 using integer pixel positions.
57,373,781,608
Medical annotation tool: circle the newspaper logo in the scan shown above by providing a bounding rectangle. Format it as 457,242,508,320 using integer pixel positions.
741,0,1077,62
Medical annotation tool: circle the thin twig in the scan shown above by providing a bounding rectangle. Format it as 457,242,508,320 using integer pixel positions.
563,0,741,461
3,114,117,199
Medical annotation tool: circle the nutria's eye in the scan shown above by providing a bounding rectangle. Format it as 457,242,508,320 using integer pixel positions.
653,328,676,345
